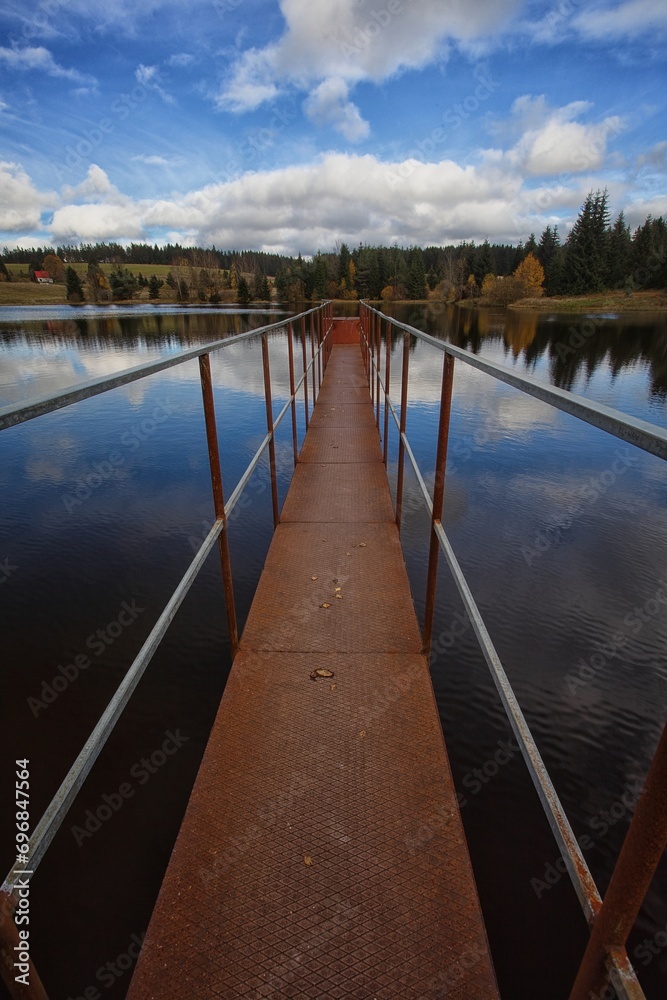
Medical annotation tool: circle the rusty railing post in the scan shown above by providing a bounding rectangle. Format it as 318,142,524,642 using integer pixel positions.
310,313,317,405
395,330,411,532
423,354,455,655
375,315,381,433
261,335,280,529
0,892,49,1000
199,354,239,657
300,315,310,430
383,321,391,466
287,322,298,467
569,719,667,1000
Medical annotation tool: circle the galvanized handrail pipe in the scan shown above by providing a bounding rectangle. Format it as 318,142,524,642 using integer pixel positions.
1,306,332,897
360,302,667,462
358,304,652,1000
0,304,328,432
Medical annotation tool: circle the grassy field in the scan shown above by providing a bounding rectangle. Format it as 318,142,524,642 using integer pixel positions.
0,281,66,305
508,290,667,312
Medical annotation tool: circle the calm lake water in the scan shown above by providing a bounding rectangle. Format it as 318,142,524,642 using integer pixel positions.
1,301,665,999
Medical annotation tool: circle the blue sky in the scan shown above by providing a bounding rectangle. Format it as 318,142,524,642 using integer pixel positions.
0,0,665,255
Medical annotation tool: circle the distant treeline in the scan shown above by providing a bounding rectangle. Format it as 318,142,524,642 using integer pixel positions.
2,192,665,301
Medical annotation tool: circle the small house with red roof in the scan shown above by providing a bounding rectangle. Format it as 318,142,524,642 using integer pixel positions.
34,271,53,283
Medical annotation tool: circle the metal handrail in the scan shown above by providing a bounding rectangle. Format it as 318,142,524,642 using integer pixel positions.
0,301,333,998
359,301,666,1000
0,303,328,431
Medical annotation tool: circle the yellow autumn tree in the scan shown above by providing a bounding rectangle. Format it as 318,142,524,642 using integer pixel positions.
513,252,545,298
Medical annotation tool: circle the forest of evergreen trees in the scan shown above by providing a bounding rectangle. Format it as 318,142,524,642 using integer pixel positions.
2,191,665,303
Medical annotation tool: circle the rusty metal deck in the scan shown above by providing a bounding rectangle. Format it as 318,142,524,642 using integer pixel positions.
127,325,499,999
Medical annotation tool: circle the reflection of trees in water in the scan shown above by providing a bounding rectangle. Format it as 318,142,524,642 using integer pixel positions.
10,309,279,354
438,306,667,400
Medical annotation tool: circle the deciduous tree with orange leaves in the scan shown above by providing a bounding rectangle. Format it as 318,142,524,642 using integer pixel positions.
513,252,545,298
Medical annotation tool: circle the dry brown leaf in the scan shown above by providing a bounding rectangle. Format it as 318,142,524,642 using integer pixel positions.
320,602,331,609
335,594,343,600
304,855,314,866
330,684,337,691
310,668,335,681
311,575,318,581
358,542,367,548
359,730,367,738
334,586,342,592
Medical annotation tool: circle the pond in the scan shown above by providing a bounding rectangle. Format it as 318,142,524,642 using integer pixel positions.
0,301,665,998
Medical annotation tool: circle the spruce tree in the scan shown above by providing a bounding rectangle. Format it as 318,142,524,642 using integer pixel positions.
473,240,494,285
407,248,427,299
607,212,632,288
65,266,84,303
563,190,610,294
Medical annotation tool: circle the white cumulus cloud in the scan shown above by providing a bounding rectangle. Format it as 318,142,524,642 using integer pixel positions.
303,78,369,142
503,96,625,176
216,0,521,114
0,161,55,231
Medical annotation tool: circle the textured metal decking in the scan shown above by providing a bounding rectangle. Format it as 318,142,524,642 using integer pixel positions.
127,324,499,999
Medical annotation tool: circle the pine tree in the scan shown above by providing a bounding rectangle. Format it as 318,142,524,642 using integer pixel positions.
537,226,561,295
338,244,352,289
65,266,84,303
563,190,610,294
473,240,494,285
148,275,164,299
607,212,632,288
407,248,427,299
237,276,251,304
0,258,10,282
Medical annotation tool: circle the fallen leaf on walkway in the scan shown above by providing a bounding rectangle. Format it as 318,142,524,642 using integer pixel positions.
310,668,335,681
311,575,318,581
330,684,337,691
304,855,314,866
320,602,331,609
335,594,343,600
334,586,342,592
359,730,367,739
358,542,367,548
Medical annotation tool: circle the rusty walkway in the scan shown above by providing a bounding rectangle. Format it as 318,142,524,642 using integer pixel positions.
127,319,498,999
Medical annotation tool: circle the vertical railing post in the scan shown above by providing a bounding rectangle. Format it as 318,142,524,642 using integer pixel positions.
375,315,381,433
317,309,323,390
310,313,317,405
383,321,391,467
0,893,48,1000
422,353,455,655
300,315,310,430
287,322,298,468
261,335,280,529
569,719,667,1000
198,354,239,658
395,331,411,532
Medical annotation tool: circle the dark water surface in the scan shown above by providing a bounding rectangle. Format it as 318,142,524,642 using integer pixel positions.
1,302,665,999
